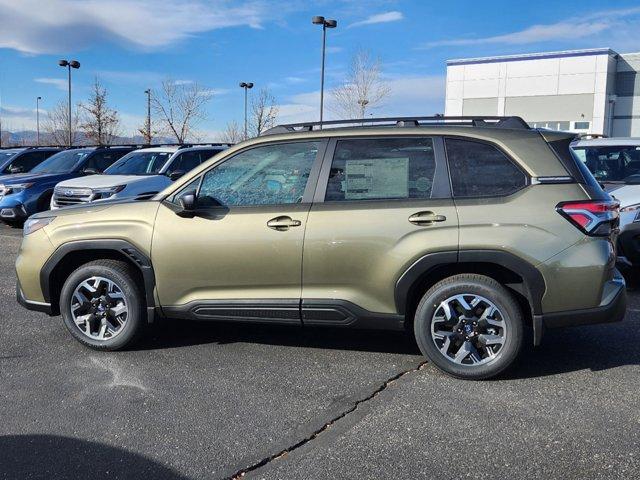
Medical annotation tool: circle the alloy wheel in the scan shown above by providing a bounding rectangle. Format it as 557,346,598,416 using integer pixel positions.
70,276,128,341
431,294,506,366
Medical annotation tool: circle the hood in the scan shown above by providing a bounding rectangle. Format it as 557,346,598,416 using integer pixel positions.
0,172,76,185
56,174,163,189
608,184,640,208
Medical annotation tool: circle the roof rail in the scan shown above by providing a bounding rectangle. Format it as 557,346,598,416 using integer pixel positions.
261,116,530,136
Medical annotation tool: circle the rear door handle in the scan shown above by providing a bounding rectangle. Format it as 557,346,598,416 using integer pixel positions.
408,211,447,225
267,216,302,231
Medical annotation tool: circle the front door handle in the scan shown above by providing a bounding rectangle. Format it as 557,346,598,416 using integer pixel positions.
267,216,302,231
408,211,447,225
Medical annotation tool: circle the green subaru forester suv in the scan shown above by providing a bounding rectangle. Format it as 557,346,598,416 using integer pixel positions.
16,117,626,379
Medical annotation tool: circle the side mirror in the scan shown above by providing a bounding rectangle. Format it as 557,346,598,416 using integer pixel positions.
177,191,197,217
8,165,23,174
82,167,99,175
169,170,185,181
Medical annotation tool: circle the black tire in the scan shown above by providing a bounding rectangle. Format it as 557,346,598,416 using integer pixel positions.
36,190,53,213
59,260,146,351
414,274,523,380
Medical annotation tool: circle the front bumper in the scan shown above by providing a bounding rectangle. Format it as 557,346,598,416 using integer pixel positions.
537,272,626,330
16,279,52,315
0,204,27,220
617,221,640,269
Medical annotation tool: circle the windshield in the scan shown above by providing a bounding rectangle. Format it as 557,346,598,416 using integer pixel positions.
572,145,640,182
30,150,91,174
0,151,19,166
105,151,172,175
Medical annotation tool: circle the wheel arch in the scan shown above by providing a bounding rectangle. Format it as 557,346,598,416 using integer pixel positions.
395,250,545,344
41,240,156,321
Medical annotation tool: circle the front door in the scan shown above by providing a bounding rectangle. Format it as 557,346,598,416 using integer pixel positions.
301,136,458,325
152,140,324,323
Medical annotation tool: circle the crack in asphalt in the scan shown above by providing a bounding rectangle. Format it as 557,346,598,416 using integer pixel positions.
228,361,428,480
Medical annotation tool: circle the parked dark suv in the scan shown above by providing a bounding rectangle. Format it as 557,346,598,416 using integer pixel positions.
0,147,62,174
0,145,137,224
16,117,625,379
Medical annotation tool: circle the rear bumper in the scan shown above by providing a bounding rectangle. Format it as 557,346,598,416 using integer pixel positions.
538,273,626,330
16,279,53,315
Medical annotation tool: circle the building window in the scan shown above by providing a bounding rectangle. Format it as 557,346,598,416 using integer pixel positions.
574,121,590,130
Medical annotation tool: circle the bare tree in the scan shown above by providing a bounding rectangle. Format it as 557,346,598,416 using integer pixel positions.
219,120,244,144
152,79,213,143
330,49,391,119
136,117,161,145
80,77,121,145
249,88,278,138
44,101,81,146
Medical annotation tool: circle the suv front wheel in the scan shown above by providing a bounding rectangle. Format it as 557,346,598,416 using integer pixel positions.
60,260,145,351
414,274,523,380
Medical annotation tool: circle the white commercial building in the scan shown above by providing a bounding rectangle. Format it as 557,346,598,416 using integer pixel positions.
445,48,640,137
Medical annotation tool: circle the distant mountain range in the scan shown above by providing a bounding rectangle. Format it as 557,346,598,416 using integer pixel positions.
1,130,177,147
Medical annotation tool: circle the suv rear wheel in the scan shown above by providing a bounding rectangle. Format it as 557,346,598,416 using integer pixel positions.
414,274,523,380
59,260,145,351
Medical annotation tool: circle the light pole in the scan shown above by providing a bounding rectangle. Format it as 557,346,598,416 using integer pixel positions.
144,89,152,145
36,96,42,146
239,82,254,140
58,59,80,146
312,16,337,127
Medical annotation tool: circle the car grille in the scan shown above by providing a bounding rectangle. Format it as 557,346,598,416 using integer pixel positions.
52,187,94,207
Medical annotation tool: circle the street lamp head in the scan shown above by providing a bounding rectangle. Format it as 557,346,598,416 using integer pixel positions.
325,19,337,28
37,96,42,100
58,59,69,67
69,60,80,69
239,82,247,88
312,15,325,25
246,82,254,89
144,89,151,94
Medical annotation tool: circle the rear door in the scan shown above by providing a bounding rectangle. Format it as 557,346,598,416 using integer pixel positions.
301,136,458,324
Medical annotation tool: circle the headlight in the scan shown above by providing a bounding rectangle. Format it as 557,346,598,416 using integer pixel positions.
3,183,34,195
91,185,126,199
23,217,55,236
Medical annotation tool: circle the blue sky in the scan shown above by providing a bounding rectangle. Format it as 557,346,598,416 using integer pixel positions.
1,0,640,139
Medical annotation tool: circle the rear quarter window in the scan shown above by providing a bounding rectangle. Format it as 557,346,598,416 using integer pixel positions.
445,138,527,198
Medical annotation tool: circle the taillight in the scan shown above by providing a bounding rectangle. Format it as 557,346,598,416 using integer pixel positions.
556,200,619,236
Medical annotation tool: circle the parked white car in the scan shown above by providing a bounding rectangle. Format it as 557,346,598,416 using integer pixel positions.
571,137,640,269
51,144,229,209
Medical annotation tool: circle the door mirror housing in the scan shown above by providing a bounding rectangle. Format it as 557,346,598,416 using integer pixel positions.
82,167,99,175
169,170,185,181
177,191,197,217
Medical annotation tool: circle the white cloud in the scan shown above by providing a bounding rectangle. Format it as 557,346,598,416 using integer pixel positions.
424,6,640,48
0,105,42,130
173,79,194,86
275,75,445,125
0,0,283,54
34,78,67,91
348,11,403,29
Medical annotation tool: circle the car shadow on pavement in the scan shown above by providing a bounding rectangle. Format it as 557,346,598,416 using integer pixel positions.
135,315,640,378
137,318,422,356
507,318,640,379
0,434,188,480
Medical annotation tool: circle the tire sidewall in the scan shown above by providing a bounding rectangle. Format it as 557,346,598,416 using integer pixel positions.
414,278,523,380
60,263,143,350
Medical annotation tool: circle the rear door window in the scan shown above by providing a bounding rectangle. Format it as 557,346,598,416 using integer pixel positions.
325,137,437,201
445,138,527,197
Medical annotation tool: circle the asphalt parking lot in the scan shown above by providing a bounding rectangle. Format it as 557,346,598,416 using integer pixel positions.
1,223,639,480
